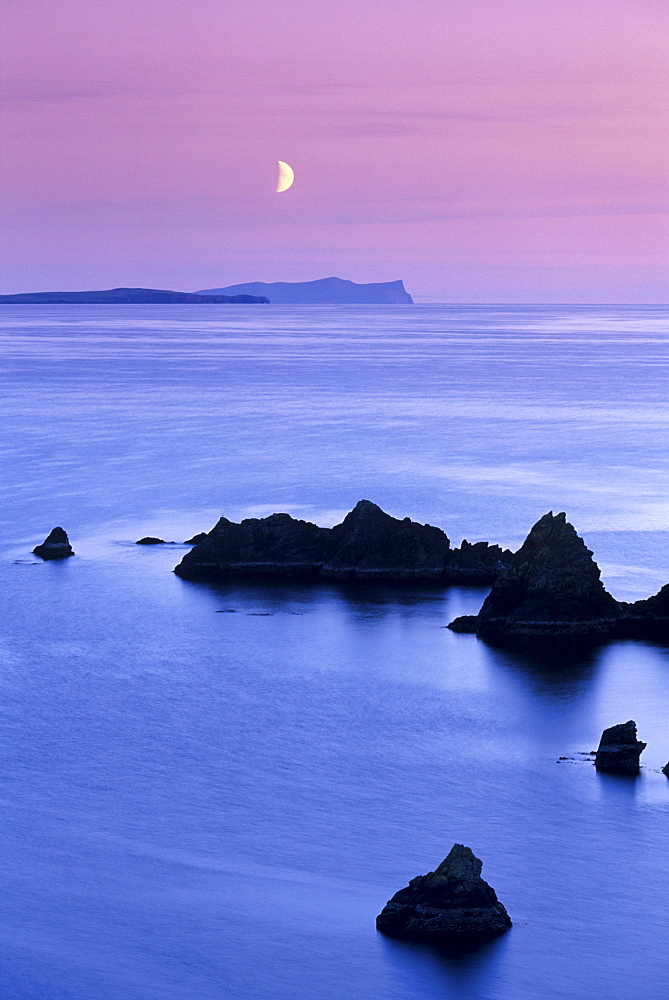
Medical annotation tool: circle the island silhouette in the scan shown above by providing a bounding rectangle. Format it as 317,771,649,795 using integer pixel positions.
197,276,413,304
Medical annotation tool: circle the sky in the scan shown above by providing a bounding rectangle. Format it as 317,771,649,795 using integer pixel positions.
1,0,667,301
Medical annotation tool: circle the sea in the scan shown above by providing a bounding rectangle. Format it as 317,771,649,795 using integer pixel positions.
1,303,668,1000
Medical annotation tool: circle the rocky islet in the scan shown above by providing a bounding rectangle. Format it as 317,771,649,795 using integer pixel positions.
30,506,669,642
595,721,647,775
448,511,669,641
376,844,512,946
173,499,512,584
32,526,75,560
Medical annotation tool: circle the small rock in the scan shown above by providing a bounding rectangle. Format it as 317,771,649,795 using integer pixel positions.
184,532,207,545
33,527,74,560
595,720,646,775
376,844,511,947
662,762,669,778
446,615,479,633
136,536,165,545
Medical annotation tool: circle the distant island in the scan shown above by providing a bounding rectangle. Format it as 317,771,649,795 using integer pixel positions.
196,277,413,304
0,279,414,305
0,287,269,304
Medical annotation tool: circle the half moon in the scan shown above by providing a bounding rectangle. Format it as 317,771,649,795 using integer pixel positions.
276,160,295,193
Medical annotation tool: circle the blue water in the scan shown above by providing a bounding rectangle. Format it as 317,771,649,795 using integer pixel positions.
1,304,668,1000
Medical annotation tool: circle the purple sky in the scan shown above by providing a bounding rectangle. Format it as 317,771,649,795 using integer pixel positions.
1,0,667,300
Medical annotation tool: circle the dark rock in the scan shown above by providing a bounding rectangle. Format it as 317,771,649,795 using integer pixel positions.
175,511,330,580
448,512,621,637
595,721,646,775
444,539,514,583
33,526,74,560
662,762,669,778
174,500,511,585
136,536,166,545
376,844,511,947
323,501,450,581
184,532,208,545
619,584,669,639
446,615,479,633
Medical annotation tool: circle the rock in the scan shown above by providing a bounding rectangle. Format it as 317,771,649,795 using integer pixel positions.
174,500,510,585
444,540,514,583
448,511,621,637
595,721,646,775
619,584,669,640
184,532,207,545
136,536,166,545
376,844,512,947
32,527,74,560
662,762,669,778
175,511,330,580
322,501,450,581
446,615,479,633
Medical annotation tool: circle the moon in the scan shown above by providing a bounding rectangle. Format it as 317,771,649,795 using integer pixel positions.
276,160,295,193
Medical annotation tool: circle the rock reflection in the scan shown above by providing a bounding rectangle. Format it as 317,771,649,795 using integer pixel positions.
379,931,509,998
482,635,604,693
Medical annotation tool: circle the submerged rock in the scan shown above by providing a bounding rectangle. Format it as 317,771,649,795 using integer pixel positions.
136,536,165,545
595,721,646,775
376,844,512,946
33,527,74,560
448,512,621,637
173,500,511,585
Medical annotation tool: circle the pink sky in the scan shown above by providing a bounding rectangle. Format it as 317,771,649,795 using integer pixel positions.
1,0,667,300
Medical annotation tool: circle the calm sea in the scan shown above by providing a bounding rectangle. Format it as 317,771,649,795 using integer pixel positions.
1,304,668,1000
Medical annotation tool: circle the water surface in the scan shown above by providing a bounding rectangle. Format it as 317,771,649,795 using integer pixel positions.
1,304,668,999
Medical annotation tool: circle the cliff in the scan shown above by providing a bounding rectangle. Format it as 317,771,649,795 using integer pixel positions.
0,287,269,304
196,277,413,304
173,500,511,584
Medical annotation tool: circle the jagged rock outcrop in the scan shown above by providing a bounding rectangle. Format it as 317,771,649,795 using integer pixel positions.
33,527,74,560
448,512,621,637
662,761,669,778
376,844,512,946
173,500,512,584
444,539,513,584
136,536,165,545
321,501,450,581
175,511,330,581
595,721,646,775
